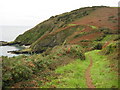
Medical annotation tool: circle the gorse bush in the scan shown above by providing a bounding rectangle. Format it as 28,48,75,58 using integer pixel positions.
2,44,85,87
2,54,51,87
49,45,85,60
95,34,106,41
11,65,33,81
100,42,118,55
93,43,103,50
69,45,85,60
2,56,33,87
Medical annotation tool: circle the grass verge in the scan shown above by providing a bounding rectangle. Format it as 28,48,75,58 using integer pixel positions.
42,59,90,88
86,50,118,88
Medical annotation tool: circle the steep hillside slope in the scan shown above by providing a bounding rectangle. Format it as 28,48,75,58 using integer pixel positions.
31,7,118,52
15,6,98,45
13,6,119,53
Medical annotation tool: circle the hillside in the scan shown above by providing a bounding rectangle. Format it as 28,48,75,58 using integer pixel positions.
2,6,119,88
14,6,97,45
13,6,119,53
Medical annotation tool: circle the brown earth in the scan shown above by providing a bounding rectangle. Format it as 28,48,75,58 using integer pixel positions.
69,32,102,44
102,42,110,49
85,55,95,88
72,7,118,30
34,7,118,47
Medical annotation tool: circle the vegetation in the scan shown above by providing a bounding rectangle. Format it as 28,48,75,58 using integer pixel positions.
42,59,89,88
30,25,84,52
2,54,52,87
2,6,119,88
2,41,118,88
2,45,85,87
88,25,97,29
14,6,97,45
67,24,77,26
100,41,118,55
12,6,118,53
86,50,118,88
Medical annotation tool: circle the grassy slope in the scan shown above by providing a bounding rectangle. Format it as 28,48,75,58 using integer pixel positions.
86,50,118,88
41,59,89,88
41,49,118,88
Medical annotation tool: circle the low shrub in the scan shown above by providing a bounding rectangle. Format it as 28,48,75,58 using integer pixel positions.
2,56,33,87
93,43,103,50
69,45,85,60
99,27,111,34
2,45,86,87
95,34,106,41
100,42,118,55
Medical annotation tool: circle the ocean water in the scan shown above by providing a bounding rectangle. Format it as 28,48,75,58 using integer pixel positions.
0,26,32,57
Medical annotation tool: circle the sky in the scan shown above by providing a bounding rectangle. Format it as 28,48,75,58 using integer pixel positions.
0,0,119,26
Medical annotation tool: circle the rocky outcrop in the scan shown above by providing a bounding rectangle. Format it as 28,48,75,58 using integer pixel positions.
0,41,20,46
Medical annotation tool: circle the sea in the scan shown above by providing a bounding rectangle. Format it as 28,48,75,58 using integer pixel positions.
0,26,32,57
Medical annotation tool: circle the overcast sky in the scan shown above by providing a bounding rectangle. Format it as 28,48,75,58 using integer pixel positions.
0,0,119,26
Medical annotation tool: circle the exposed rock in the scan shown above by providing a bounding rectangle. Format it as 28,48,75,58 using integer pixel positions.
0,41,20,46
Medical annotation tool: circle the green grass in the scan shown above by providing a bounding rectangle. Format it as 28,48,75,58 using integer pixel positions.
2,45,86,87
86,50,118,88
102,35,119,42
42,49,118,88
3,46,118,88
88,25,97,29
68,24,77,26
42,59,90,88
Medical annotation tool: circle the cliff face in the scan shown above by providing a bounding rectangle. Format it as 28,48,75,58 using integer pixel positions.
14,6,119,52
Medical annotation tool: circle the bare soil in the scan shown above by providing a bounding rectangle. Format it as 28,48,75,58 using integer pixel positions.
85,55,95,88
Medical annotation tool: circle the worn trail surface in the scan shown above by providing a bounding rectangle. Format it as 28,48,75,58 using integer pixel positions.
85,55,95,88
